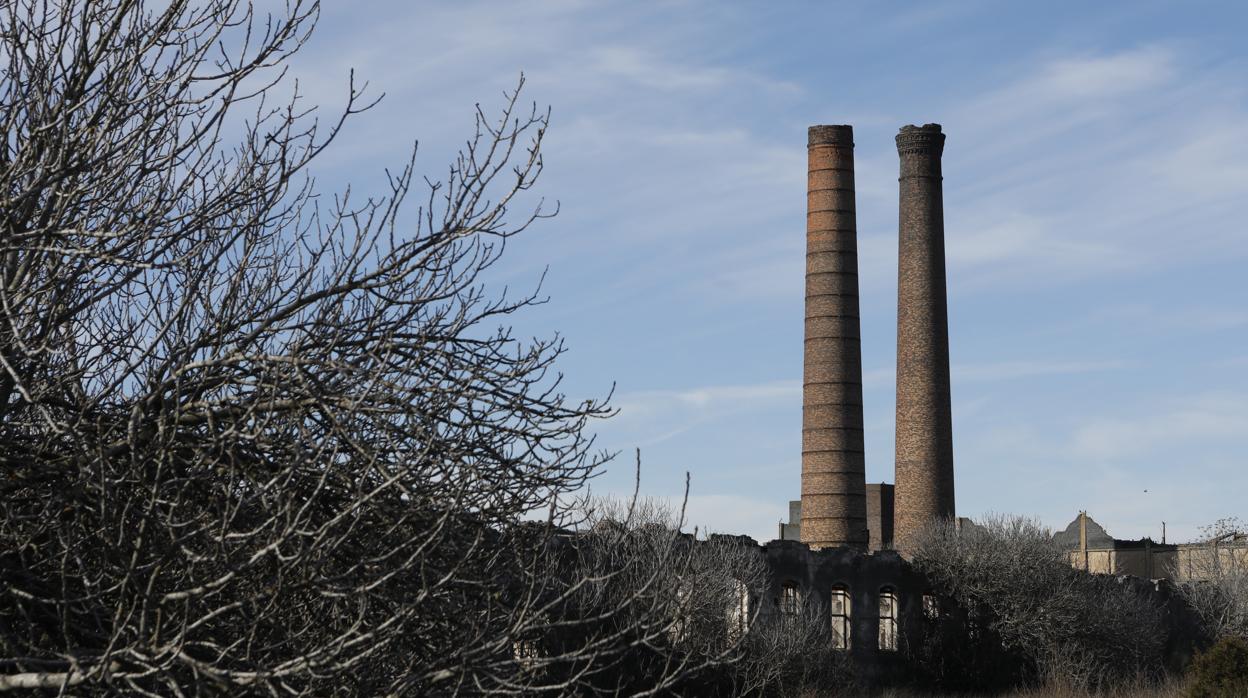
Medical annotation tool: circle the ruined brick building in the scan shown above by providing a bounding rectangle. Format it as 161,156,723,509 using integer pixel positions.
739,125,1232,678
697,123,1243,685
738,123,961,674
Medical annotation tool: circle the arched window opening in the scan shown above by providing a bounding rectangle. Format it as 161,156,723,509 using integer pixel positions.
779,581,801,625
922,592,940,622
512,633,542,669
512,613,547,669
668,581,690,643
878,587,898,651
829,584,851,650
728,579,750,640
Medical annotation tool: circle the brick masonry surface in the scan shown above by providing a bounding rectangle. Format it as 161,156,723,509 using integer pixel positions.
893,124,956,554
801,125,868,550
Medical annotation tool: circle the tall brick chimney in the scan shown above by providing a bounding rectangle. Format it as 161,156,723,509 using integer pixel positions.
893,124,955,554
800,125,868,550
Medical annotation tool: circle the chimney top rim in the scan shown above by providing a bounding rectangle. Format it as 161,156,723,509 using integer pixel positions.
808,124,854,147
895,124,946,154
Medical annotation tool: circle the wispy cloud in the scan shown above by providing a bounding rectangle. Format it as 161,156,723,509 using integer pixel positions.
957,47,1178,158
954,359,1130,382
864,358,1128,388
587,45,799,94
1168,308,1248,332
1071,392,1248,461
940,45,1248,289
946,214,1123,272
614,380,800,422
280,4,1248,546
1005,48,1174,104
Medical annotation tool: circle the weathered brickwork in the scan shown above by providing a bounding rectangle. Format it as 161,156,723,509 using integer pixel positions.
801,125,869,550
757,538,924,683
893,124,956,554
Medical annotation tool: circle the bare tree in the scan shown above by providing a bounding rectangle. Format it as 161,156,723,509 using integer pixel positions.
1175,518,1248,643
553,497,854,697
912,515,1168,692
533,495,766,696
0,1,720,694
733,594,851,698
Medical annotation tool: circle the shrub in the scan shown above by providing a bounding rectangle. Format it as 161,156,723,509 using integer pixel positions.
1175,518,1248,644
912,515,1169,693
1186,636,1248,698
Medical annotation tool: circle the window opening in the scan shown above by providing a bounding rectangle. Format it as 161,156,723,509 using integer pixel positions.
829,584,851,650
728,579,750,639
513,637,540,669
669,580,691,643
780,582,801,625
878,587,898,651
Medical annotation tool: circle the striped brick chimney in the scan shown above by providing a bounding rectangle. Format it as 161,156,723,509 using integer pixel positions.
800,125,868,550
893,124,955,554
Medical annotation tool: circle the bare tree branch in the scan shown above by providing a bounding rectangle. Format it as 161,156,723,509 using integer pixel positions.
0,2,720,695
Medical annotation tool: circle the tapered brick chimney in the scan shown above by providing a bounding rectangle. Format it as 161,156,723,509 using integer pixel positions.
800,125,868,550
893,124,955,554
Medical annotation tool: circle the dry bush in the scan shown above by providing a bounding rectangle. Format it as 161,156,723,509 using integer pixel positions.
0,1,717,694
873,677,1187,698
528,496,769,695
1002,674,1187,698
912,515,1169,693
551,497,854,697
1175,518,1248,644
1184,635,1248,698
733,592,853,697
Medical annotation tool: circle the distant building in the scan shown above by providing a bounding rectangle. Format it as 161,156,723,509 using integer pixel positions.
1057,511,1248,582
783,486,896,552
778,500,802,542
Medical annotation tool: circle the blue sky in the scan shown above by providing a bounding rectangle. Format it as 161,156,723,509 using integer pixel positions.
285,1,1248,544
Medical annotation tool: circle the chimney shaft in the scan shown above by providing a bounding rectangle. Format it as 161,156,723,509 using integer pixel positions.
894,124,955,554
800,125,868,550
